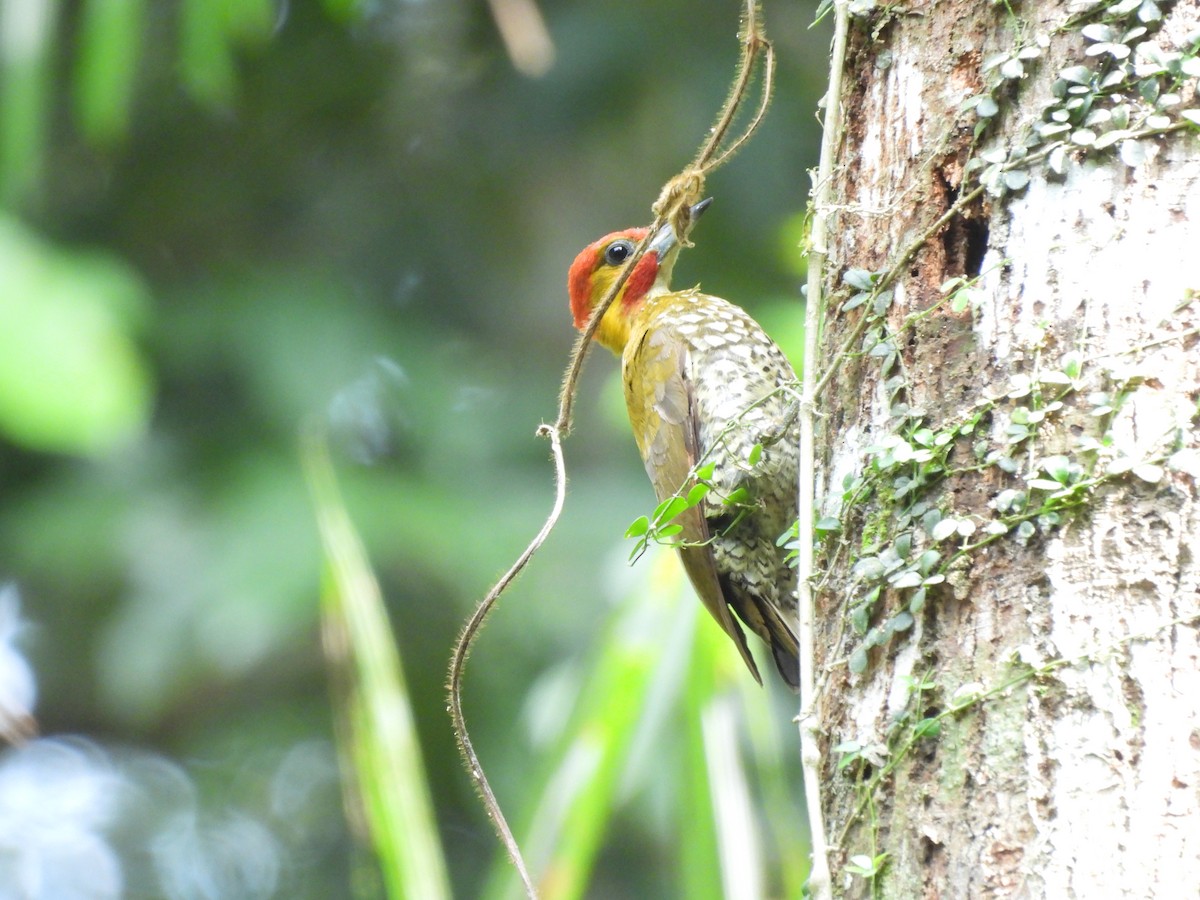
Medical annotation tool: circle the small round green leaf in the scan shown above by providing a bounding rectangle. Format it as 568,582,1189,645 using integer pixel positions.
625,516,650,538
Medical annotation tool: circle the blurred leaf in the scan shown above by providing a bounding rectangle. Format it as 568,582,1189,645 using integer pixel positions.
0,0,58,202
776,212,809,279
0,0,830,894
92,451,329,725
303,427,452,900
483,551,802,900
685,607,761,900
322,0,370,23
0,216,152,454
178,0,248,105
74,0,144,143
482,571,669,900
223,0,274,40
680,611,723,900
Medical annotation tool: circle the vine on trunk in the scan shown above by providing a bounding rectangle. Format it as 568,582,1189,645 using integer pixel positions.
802,0,1200,888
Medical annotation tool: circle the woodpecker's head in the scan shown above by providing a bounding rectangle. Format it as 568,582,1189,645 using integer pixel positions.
568,198,711,355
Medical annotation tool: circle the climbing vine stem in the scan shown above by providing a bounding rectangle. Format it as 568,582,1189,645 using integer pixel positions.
798,1,849,898
446,2,775,896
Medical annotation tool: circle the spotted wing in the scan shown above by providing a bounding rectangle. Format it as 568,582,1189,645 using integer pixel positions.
623,317,763,684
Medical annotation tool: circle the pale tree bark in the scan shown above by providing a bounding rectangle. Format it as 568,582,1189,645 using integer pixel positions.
810,0,1200,896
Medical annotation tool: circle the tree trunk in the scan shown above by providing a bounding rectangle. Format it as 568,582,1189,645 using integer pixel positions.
812,1,1200,896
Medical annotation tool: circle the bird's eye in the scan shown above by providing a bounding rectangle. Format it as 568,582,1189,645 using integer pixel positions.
604,240,634,266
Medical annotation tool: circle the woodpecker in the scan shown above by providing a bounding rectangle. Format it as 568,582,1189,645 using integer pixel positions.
568,199,800,689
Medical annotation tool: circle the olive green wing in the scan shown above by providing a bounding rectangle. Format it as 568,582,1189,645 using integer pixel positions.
623,323,763,685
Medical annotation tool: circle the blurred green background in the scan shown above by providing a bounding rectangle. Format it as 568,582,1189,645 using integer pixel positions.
0,0,828,896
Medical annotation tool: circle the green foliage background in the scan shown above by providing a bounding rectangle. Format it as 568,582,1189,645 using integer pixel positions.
0,0,827,895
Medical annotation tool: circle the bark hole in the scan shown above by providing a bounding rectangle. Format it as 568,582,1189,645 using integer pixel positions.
920,835,943,865
936,171,989,281
963,219,988,277
941,214,989,279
